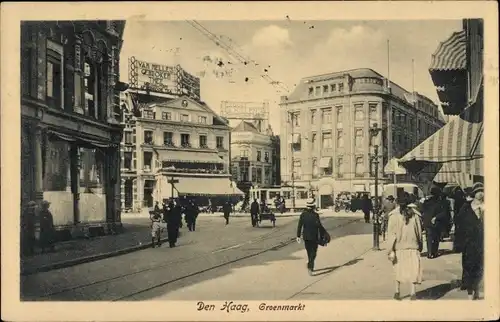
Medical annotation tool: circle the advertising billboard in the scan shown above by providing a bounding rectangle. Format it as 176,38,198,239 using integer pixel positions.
220,101,269,120
128,56,201,100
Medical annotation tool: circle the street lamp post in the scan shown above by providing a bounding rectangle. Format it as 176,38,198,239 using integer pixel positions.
369,123,382,251
289,112,296,212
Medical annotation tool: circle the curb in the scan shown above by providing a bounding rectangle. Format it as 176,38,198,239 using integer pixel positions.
21,237,170,276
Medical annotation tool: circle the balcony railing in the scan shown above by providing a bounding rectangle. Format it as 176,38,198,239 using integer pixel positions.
181,142,192,148
164,141,175,147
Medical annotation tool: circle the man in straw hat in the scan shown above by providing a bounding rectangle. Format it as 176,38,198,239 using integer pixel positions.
296,198,326,276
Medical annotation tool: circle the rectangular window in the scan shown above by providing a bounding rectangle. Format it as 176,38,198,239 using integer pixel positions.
181,134,191,147
355,104,364,121
264,151,270,162
216,136,224,149
162,112,172,120
46,50,63,109
199,135,208,148
292,160,302,180
322,132,332,149
181,114,189,122
355,129,364,148
142,109,154,119
198,116,207,124
144,130,154,144
336,106,343,122
257,150,262,162
256,167,262,184
337,130,344,148
163,132,174,146
369,103,378,120
336,157,344,178
322,108,332,124
264,167,271,184
143,152,153,171
338,83,344,92
124,132,132,144
323,85,329,94
308,87,314,96
355,156,364,177
311,110,317,125
291,112,300,126
315,86,321,96
331,84,336,92
123,152,132,170
240,149,249,158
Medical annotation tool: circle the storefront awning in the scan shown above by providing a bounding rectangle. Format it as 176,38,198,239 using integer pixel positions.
429,30,466,72
48,130,115,148
174,177,244,196
400,105,483,177
158,150,224,164
433,162,474,188
319,157,332,168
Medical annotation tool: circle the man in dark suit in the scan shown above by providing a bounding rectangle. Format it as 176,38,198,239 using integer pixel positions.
422,187,448,258
296,198,325,276
223,201,232,225
250,199,260,227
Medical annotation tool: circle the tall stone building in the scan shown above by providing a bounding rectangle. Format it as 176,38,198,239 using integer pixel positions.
279,68,446,207
20,21,128,238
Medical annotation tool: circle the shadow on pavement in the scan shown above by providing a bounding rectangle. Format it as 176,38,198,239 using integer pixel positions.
413,282,459,300
312,258,364,277
127,217,371,300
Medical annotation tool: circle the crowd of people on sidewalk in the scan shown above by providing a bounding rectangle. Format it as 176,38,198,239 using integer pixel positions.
382,182,485,301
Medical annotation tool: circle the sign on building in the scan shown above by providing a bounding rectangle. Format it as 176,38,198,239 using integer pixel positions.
220,101,269,120
128,56,201,100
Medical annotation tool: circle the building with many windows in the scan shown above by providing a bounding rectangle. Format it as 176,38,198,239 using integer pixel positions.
21,21,128,238
230,121,280,197
119,90,242,212
279,68,446,207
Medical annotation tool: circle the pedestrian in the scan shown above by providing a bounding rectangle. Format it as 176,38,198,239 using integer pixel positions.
190,201,199,231
452,187,467,253
21,201,37,256
223,200,232,225
387,192,423,301
421,187,447,258
296,198,327,276
440,193,453,241
381,196,397,240
38,200,55,253
361,194,373,223
154,201,161,213
250,198,260,227
166,200,181,248
150,210,163,248
458,184,484,299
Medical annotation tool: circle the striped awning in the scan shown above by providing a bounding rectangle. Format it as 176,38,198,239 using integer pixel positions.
158,150,224,164
429,31,466,71
433,162,474,188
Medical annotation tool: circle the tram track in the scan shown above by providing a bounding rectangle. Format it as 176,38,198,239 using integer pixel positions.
26,217,359,301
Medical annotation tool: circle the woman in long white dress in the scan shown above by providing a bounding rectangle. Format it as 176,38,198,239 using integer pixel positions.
387,193,424,300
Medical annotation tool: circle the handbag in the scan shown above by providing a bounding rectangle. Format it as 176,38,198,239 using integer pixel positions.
318,226,330,246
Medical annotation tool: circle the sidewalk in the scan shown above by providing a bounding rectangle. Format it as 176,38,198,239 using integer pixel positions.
152,221,470,301
21,219,163,275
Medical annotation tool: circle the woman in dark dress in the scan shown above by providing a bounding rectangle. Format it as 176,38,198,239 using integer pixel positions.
452,187,467,253
459,185,484,300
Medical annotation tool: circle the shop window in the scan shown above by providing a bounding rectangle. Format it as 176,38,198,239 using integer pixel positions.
43,140,70,191
79,148,105,192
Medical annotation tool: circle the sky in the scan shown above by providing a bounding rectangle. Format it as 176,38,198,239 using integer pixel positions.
119,19,463,134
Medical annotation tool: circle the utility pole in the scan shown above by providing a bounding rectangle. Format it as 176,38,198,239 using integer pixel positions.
370,123,382,251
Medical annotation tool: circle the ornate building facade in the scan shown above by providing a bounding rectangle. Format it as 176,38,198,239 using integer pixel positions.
279,68,446,206
21,21,127,238
120,90,241,212
230,121,280,196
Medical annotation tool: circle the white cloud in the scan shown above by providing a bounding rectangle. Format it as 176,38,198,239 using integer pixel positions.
251,25,292,48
